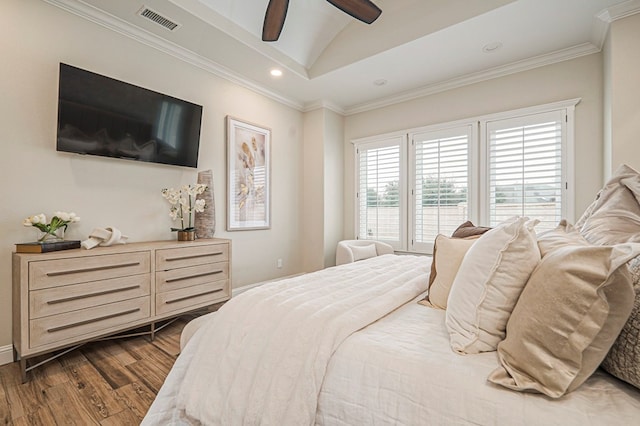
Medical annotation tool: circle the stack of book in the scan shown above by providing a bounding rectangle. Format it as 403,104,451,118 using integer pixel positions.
15,240,81,253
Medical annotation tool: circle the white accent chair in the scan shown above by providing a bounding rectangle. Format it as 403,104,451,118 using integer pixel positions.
335,240,395,266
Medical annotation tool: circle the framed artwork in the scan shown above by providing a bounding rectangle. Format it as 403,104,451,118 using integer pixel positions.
226,116,271,231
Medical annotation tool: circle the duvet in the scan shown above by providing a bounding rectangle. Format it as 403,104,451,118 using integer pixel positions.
142,254,640,425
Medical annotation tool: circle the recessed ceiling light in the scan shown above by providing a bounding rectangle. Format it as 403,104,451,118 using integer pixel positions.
482,42,503,53
373,79,387,86
270,68,283,77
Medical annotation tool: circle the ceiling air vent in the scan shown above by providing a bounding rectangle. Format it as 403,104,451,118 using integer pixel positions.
137,6,180,31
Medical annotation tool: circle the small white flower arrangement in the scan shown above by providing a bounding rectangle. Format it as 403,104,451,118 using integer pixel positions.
161,184,208,232
23,211,81,242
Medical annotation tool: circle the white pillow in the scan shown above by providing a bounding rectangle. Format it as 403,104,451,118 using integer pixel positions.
446,216,540,354
350,244,378,262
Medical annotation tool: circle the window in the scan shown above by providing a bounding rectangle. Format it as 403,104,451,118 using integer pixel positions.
411,124,474,252
353,100,577,254
484,111,566,231
356,136,406,249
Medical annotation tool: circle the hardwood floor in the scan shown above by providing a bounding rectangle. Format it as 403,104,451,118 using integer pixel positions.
0,316,192,425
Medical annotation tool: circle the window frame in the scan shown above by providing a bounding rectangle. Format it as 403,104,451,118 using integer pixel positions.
352,98,579,254
478,100,577,226
408,121,478,253
353,133,408,251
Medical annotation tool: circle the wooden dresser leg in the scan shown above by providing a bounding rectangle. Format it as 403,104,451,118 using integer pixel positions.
20,358,27,384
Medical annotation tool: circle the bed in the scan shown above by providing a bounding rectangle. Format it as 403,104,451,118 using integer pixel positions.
142,165,640,425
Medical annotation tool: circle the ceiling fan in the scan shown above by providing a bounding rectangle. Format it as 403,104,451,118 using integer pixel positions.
262,0,382,42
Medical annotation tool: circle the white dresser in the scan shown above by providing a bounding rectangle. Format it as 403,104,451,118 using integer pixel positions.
12,238,231,381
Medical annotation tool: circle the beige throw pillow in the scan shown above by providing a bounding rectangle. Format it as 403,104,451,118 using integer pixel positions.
488,222,640,398
579,164,640,245
420,235,477,309
446,216,540,354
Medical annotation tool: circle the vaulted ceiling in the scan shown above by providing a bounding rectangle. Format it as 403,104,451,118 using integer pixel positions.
45,0,639,114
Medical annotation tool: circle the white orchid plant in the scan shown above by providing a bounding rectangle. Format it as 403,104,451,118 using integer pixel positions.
161,184,208,232
23,211,81,242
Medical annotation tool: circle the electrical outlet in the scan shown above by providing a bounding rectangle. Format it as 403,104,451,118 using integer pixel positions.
277,258,283,269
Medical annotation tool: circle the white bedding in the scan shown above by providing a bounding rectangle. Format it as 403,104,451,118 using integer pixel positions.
143,255,640,426
316,300,640,426
144,254,429,425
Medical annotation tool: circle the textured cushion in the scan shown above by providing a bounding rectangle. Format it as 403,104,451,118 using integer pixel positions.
579,164,640,245
349,244,378,262
446,216,540,354
601,256,640,389
420,235,477,310
488,221,640,398
451,221,492,239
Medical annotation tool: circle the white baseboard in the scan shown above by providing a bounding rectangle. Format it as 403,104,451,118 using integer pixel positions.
0,345,14,366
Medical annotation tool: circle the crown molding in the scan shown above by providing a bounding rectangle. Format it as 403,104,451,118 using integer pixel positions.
597,0,640,23
43,0,305,111
343,42,599,116
42,0,631,119
302,100,345,115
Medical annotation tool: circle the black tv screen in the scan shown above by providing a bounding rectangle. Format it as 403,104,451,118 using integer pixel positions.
57,63,202,168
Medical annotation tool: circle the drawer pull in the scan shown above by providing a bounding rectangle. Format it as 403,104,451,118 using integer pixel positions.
47,285,142,305
165,270,224,283
47,308,141,333
165,252,223,262
165,289,223,304
46,262,141,277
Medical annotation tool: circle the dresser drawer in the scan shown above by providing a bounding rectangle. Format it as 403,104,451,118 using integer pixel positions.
30,274,150,319
156,280,229,316
156,244,229,271
30,296,150,349
30,252,150,290
156,261,228,293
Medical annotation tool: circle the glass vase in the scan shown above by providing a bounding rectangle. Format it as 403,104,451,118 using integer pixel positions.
36,227,65,243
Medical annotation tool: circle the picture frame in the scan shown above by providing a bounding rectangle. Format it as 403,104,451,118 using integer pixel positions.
226,116,271,231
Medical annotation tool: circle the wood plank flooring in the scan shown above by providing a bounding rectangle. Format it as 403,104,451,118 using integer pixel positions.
0,316,192,425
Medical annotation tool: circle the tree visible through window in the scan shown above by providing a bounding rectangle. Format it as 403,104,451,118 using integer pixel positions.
413,126,471,249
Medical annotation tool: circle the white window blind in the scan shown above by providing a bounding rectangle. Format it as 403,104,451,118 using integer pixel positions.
412,125,471,252
356,136,405,248
486,110,565,230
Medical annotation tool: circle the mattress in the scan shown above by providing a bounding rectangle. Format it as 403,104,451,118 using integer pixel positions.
144,295,640,425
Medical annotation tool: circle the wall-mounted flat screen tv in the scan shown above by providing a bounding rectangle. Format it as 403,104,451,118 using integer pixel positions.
57,63,202,168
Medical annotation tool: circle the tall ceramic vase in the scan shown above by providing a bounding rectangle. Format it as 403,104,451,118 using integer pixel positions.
195,169,216,239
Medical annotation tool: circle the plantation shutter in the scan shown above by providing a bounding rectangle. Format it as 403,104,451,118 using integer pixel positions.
356,136,405,249
412,125,471,252
486,110,565,230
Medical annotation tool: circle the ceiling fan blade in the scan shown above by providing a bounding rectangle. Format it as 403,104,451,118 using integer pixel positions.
326,0,381,24
262,0,289,41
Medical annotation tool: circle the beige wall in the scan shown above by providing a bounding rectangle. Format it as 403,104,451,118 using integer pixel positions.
0,0,305,349
607,12,640,174
302,108,345,271
323,109,344,267
343,53,605,237
303,109,325,272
